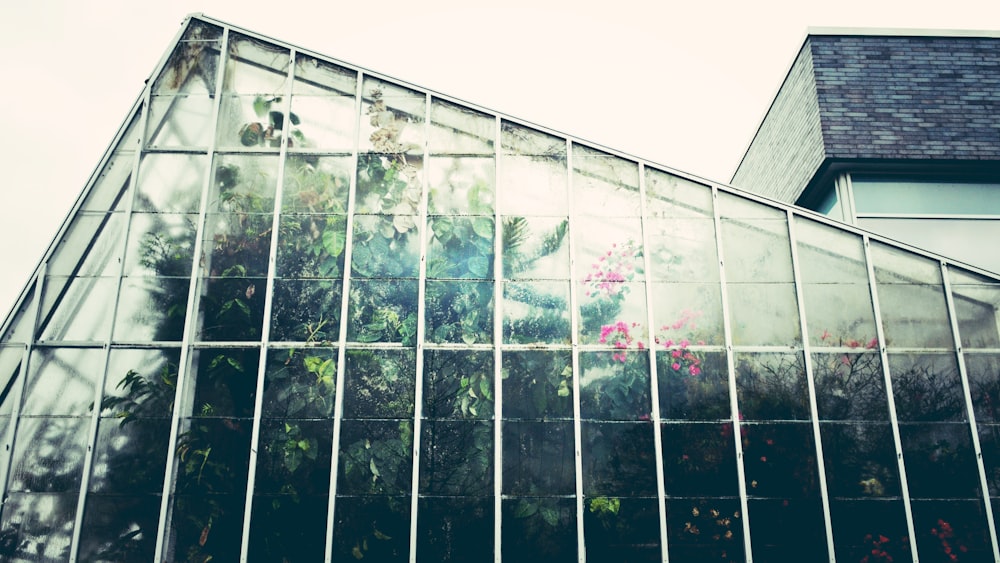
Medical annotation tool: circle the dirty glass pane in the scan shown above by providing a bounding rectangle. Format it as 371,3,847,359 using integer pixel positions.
813,351,887,421
270,279,341,342
337,419,413,496
949,269,1000,349
217,94,293,150
152,20,222,95
735,352,809,421
290,55,357,151
347,279,418,345
277,214,348,278
646,217,719,282
40,276,118,342
502,421,575,495
795,216,869,284
644,168,714,219
579,280,647,346
247,494,328,562
979,424,1000,496
331,496,410,562
503,281,571,344
802,282,878,347
651,283,724,347
48,212,127,278
223,32,290,94
113,276,190,342
188,347,260,418
423,350,493,419
197,276,267,341
103,348,180,416
23,347,104,415
829,499,909,563
658,351,729,420
168,494,245,562
726,283,801,346
427,216,494,279
134,153,205,213
665,498,744,562
747,498,828,561
79,495,160,562
9,416,89,492
889,353,965,421
499,123,566,216
429,98,494,154
583,497,661,562
253,419,333,495
80,146,134,213
572,146,640,216
425,280,493,345
899,423,981,499
581,422,657,495
202,212,273,276
966,354,1000,423
719,196,793,283
262,347,337,418
741,422,819,498
88,417,171,493
419,420,493,495
351,214,421,278
281,155,351,213
576,217,644,281
355,153,423,214
293,53,356,95
209,154,279,211
502,216,570,279
502,351,574,419
502,497,577,563
910,500,992,561
343,349,415,419
870,242,953,348
0,492,78,561
661,422,739,496
124,213,197,276
360,78,425,154
428,157,495,215
820,422,900,498
417,497,493,562
580,352,651,421
146,94,215,148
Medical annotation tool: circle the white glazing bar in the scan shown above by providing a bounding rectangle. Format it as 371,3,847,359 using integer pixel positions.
565,139,586,563
324,68,365,563
492,114,503,563
843,173,859,226
239,47,296,562
941,262,1000,561
786,211,837,562
153,24,231,563
637,163,670,563
407,91,432,563
68,74,151,563
861,235,919,557
712,186,754,561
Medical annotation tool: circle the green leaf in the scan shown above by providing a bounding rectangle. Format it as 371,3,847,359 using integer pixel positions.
322,228,345,257
289,112,301,125
369,458,381,480
540,507,559,527
513,500,538,519
253,96,270,117
466,256,489,278
472,217,494,239
461,332,478,345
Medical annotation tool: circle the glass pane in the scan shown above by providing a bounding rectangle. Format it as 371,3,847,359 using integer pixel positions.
152,20,222,94
910,500,993,561
351,215,421,278
343,349,415,419
966,354,1000,423
646,217,719,282
47,212,126,277
502,351,574,420
899,423,981,498
889,353,965,421
580,352,651,421
276,214,348,278
735,352,809,421
829,499,909,563
39,276,117,342
423,350,493,420
719,196,794,283
581,422,657,496
270,279,342,342
198,275,266,341
661,422,739,497
417,497,493,561
123,213,197,277
134,152,206,213
658,351,729,421
247,494,327,562
146,94,215,148
651,283,724,347
572,146,640,217
426,279,495,345
502,421,575,495
502,281,571,344
852,176,1000,215
360,78,425,154
0,492,78,561
88,417,171,494
742,422,820,498
666,497,744,562
290,55,357,151
189,347,260,418
331,496,410,562
78,495,160,562
820,423,901,498
347,279,418,345
262,347,337,418
747,498,828,561
23,347,104,415
949,269,1000,349
579,280,647,346
223,33,289,94
502,216,569,279
113,276,190,342
281,155,351,214
426,216,494,279
428,156,495,215
499,124,567,216
429,98,494,154
582,497,661,562
726,283,801,346
253,419,333,496
103,348,180,416
337,419,413,496
293,53,356,95
813,351,888,421
502,497,577,563
644,168,714,219
355,153,423,214
9,416,89,492
419,420,493,495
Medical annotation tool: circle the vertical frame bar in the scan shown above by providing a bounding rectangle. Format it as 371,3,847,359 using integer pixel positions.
492,114,504,563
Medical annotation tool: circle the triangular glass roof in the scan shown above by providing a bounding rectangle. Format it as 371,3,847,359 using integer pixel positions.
0,14,999,562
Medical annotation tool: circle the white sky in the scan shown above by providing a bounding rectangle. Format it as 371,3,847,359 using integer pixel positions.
0,0,998,319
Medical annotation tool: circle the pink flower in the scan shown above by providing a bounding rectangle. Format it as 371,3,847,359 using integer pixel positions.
820,330,831,341
637,341,645,350
866,337,878,349
680,339,690,348
672,362,681,371
672,349,682,358
689,366,701,376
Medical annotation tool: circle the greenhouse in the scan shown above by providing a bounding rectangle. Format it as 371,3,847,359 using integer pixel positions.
0,14,999,562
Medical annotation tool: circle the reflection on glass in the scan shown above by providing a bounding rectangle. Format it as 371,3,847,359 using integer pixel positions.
899,423,981,499
735,353,809,421
503,421,575,495
344,349,414,419
820,423,900,498
419,420,493,495
332,496,410,562
659,351,729,420
503,281,571,344
580,352,650,421
582,497,661,562
813,351,887,421
502,497,577,563
582,422,657,496
889,353,965,421
417,497,493,561
502,351,574,419
502,216,570,280
79,495,161,562
666,497,744,562
662,422,739,497
0,492,78,561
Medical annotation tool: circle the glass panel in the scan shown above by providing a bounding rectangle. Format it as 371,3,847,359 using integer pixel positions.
644,167,713,219
262,347,337,418
910,500,993,561
146,94,215,148
197,276,267,341
572,145,640,216
661,422,739,497
820,423,901,498
290,55,358,151
502,281,571,344
502,216,569,280
337,419,413,496
718,194,794,283
429,98,494,154
658,351,729,421
646,217,719,282
813,351,888,421
0,492,78,561
889,353,965,421
423,350,493,420
852,176,1000,215
281,155,351,213
343,349,415,419
726,283,802,346
579,280,647,346
103,348,180,416
829,500,909,563
742,422,820,498
499,123,567,216
113,276,190,342
735,352,809,421
979,424,1000,496
39,276,117,342
426,216,494,279
582,497,661,562
48,212,126,277
247,494,327,562
581,422,657,495
134,152,205,213
502,421,575,495
580,352,651,421
651,283,724,347
78,495,160,562
416,498,493,561
276,214,348,278
88,417,171,494
747,498,828,561
347,279,418,345
23,347,104,415
502,497,577,563
899,423,981,498
123,213,197,276
223,32,290,94
9,416,89,492
270,279,342,342
428,157,494,215
152,20,222,94
351,214,421,278
360,78,425,154
419,420,493,495
502,351,574,420
666,497,744,562
188,347,260,418
293,53,356,95
424,280,493,345
331,496,410,562
80,148,134,214
949,269,1000,349
966,354,1000,424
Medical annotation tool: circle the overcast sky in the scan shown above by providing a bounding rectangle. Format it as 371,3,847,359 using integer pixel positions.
0,0,998,319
